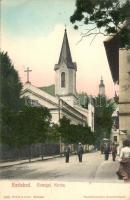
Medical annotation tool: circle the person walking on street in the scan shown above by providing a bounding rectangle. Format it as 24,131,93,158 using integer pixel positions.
111,143,117,161
77,142,84,162
104,143,110,160
64,144,71,163
116,139,130,181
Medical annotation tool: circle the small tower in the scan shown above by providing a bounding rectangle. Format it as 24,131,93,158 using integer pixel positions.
54,29,77,106
99,76,105,96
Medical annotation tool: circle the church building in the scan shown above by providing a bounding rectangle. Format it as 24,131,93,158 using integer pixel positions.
21,29,94,131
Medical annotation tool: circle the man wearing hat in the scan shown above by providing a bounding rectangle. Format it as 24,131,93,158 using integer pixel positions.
64,144,71,163
77,142,84,162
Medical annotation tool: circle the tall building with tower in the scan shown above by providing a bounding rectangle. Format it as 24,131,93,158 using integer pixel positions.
99,77,105,96
22,29,94,131
54,28,77,106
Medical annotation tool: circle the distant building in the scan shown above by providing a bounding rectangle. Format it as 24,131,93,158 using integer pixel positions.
99,77,105,96
22,29,94,131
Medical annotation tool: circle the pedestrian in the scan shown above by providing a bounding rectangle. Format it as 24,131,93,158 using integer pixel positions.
64,144,71,163
77,142,84,162
116,139,130,181
104,142,110,160
111,143,117,161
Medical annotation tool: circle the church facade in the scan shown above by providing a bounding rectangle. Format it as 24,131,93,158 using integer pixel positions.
22,29,94,131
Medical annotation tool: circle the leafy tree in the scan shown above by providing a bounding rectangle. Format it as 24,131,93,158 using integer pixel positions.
94,95,115,146
0,109,16,146
0,51,23,112
77,92,89,108
0,52,24,146
14,106,51,161
70,0,130,47
47,123,60,143
58,116,95,147
58,116,71,143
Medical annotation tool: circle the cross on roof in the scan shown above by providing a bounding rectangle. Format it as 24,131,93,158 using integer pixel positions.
24,67,32,83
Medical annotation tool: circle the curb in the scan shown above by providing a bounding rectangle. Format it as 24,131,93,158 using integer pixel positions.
0,155,61,168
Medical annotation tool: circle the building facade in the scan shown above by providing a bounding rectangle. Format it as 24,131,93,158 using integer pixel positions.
104,33,130,141
119,49,130,140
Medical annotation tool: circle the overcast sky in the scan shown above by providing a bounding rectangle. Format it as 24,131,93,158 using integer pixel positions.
1,0,118,97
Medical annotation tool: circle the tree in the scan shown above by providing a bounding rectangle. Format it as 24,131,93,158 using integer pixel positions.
70,0,130,47
0,51,23,112
0,108,16,146
0,52,24,146
47,123,60,143
94,95,115,147
58,116,95,147
13,106,51,161
58,116,71,144
77,92,89,108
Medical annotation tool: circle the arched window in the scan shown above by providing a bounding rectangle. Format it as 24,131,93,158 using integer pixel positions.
61,72,65,88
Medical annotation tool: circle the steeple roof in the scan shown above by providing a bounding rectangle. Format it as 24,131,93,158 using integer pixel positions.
58,29,72,64
54,29,77,70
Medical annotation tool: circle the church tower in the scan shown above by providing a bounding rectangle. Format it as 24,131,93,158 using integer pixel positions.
54,29,77,106
99,77,105,96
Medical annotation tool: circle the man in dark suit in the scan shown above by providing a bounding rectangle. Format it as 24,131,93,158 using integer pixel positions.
64,144,71,163
77,143,84,162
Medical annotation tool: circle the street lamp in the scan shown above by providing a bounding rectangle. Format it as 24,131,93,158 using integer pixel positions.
58,97,62,156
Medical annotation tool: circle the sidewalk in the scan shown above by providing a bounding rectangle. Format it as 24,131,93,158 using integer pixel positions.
95,159,123,182
0,155,60,168
0,152,84,168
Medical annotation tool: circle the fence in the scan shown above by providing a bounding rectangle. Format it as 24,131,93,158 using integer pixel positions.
0,143,60,161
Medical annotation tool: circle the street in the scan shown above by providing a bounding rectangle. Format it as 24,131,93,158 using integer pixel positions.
0,151,122,182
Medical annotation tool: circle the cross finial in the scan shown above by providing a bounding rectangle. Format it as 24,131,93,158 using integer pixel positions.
24,67,32,83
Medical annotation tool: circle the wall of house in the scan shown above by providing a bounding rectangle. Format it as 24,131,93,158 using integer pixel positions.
22,84,58,109
119,49,130,139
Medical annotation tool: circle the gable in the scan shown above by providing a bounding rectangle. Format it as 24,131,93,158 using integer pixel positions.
39,84,55,96
22,83,58,109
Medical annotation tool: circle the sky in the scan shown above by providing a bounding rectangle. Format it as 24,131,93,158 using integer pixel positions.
1,0,119,97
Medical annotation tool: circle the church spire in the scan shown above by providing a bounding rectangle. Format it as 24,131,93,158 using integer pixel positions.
54,29,76,70
58,28,73,65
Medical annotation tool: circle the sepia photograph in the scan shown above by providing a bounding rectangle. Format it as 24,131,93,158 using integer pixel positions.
0,0,130,199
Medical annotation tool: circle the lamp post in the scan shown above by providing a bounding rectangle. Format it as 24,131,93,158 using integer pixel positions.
58,98,62,156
